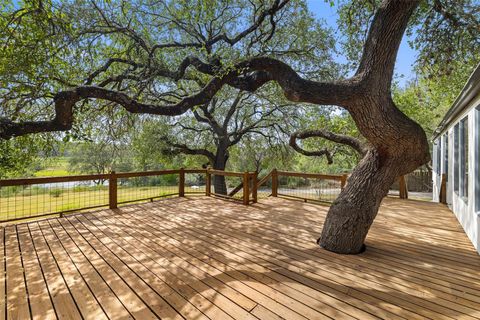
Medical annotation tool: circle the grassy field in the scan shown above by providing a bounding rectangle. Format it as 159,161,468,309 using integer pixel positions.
0,185,205,222
1,156,269,222
34,157,71,177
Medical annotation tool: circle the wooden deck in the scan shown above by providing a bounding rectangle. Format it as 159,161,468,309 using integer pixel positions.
1,196,480,320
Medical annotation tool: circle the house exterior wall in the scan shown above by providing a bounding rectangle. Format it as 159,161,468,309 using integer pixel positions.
432,93,480,254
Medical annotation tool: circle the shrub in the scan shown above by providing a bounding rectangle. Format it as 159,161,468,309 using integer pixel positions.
49,189,63,198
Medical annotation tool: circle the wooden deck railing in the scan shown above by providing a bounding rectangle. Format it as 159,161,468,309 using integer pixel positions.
0,168,262,223
205,169,257,205
0,169,197,222
0,167,421,223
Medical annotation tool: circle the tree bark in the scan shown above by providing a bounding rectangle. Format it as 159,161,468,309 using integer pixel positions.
318,96,430,254
212,146,229,195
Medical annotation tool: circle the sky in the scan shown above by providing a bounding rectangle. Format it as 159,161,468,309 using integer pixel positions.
306,0,418,87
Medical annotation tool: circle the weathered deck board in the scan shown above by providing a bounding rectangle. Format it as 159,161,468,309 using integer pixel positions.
16,224,56,320
1,196,480,320
28,222,82,319
5,226,30,320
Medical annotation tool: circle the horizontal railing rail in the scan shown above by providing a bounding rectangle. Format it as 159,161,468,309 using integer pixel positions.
0,174,111,186
276,170,345,181
206,169,244,177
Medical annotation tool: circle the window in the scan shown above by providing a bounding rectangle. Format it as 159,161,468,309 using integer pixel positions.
460,117,468,198
434,141,441,175
476,106,480,212
454,124,459,193
443,134,448,175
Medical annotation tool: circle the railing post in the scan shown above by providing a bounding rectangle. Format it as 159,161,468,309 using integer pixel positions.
271,169,278,197
243,172,250,205
206,168,211,197
440,173,447,204
341,174,348,191
109,171,118,209
252,172,258,203
399,175,408,199
179,168,185,197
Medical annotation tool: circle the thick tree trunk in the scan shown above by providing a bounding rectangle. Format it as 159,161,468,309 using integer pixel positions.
318,97,430,254
212,148,228,195
319,150,395,253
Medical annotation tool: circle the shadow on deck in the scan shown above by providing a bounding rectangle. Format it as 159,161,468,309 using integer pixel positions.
2,196,480,319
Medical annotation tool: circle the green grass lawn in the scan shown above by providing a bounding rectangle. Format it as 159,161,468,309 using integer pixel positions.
0,185,205,222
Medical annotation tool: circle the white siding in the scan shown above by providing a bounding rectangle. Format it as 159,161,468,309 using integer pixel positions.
433,93,480,254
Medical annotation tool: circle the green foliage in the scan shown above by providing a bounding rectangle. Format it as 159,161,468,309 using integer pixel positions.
394,58,479,138
335,0,480,77
131,120,187,171
34,157,70,177
72,185,108,193
228,135,295,174
49,189,63,198
0,135,51,178
68,141,134,175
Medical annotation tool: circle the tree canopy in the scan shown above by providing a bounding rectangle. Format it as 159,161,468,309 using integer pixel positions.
1,0,480,254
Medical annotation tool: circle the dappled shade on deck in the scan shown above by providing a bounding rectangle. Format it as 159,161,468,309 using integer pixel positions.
2,196,480,319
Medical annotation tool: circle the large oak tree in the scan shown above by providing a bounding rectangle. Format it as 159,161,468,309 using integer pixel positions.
1,0,479,254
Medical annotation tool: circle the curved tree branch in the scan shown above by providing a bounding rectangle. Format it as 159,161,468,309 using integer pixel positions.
160,136,215,162
152,0,290,57
0,55,352,139
289,129,368,164
0,68,237,139
289,139,334,164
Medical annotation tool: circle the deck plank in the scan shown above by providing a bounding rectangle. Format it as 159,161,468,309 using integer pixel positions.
91,211,312,319
28,222,82,320
107,207,370,320
0,229,6,320
94,210,312,320
177,199,478,318
16,224,56,320
68,215,207,320
36,220,108,320
5,226,30,320
121,201,429,320
56,217,158,320
47,218,132,320
134,197,480,320
160,199,480,311
75,213,256,320
1,196,480,320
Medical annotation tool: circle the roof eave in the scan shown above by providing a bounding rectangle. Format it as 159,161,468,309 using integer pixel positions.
432,62,480,141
